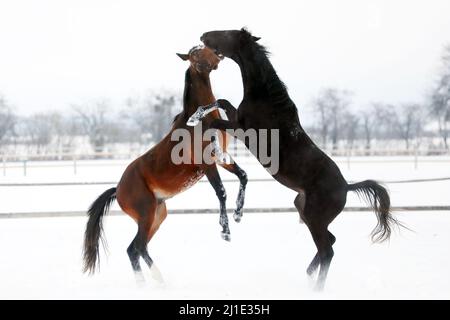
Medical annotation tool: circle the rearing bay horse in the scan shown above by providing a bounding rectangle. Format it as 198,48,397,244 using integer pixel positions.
82,46,247,280
191,28,402,290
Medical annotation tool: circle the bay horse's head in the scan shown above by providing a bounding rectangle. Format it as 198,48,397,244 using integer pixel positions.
177,45,223,74
200,28,261,58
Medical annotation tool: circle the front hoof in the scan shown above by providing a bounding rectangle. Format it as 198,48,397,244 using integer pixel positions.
217,99,230,108
216,152,231,164
233,212,242,223
221,232,231,242
187,118,199,126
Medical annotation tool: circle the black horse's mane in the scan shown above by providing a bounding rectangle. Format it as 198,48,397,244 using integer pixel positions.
172,68,191,124
241,29,291,107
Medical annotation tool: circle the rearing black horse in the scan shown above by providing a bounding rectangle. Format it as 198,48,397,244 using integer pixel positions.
192,28,402,290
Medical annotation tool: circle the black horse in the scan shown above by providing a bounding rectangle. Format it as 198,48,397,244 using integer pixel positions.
192,28,402,290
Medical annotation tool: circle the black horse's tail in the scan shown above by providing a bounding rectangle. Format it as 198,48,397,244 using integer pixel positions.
82,187,117,274
347,180,400,243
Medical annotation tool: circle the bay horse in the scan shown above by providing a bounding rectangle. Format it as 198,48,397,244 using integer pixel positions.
191,28,402,290
82,46,248,281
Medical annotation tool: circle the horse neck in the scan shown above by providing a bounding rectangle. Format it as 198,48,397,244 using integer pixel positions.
233,44,287,103
185,67,216,116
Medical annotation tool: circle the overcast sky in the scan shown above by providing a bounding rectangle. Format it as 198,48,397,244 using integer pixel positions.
1,0,450,125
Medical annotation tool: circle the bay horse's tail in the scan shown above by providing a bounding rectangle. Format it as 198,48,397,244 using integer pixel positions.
83,187,117,274
347,180,400,243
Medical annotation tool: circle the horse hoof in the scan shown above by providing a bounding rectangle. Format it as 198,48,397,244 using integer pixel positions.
313,283,325,292
215,152,231,164
150,265,165,284
134,272,146,286
306,266,318,277
187,108,206,126
187,118,199,126
233,212,242,223
221,232,231,242
221,153,232,164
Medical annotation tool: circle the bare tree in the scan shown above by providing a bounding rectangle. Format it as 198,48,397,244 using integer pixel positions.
22,113,58,154
121,96,153,144
72,100,118,153
43,111,81,153
430,44,450,149
372,103,397,141
58,115,83,152
361,103,385,150
151,93,180,141
342,111,360,150
312,88,352,149
0,95,16,147
122,91,181,144
392,103,424,150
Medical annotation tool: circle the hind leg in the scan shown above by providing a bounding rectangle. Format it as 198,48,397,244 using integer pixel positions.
219,161,247,222
204,165,230,241
297,193,343,291
306,232,336,276
294,192,306,224
125,194,157,283
140,201,167,282
127,234,146,283
295,192,325,275
308,223,334,291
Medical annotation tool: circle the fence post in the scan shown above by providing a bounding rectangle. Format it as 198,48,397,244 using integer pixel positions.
347,149,351,170
23,160,27,176
73,155,77,175
414,148,418,170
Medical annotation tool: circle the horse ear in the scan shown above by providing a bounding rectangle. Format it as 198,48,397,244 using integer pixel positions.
252,36,261,42
176,53,189,61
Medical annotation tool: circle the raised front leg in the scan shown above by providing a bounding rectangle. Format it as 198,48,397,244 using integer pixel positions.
187,99,238,127
216,99,238,121
187,101,220,126
204,165,230,241
219,160,248,223
209,100,240,131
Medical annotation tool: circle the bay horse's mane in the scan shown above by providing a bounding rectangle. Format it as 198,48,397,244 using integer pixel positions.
172,68,192,124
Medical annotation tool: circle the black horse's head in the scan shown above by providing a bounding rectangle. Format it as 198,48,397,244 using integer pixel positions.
200,28,261,58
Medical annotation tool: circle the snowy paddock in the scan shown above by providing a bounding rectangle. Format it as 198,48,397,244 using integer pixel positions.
0,212,449,300
0,156,449,299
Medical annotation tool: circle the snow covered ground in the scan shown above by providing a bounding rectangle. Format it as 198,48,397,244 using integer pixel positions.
0,155,449,299
0,212,448,299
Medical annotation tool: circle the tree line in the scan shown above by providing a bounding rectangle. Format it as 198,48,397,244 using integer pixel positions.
0,45,449,155
309,45,449,151
0,91,181,155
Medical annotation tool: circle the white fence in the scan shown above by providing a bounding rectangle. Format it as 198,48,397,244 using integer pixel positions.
1,146,450,176
1,147,450,217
